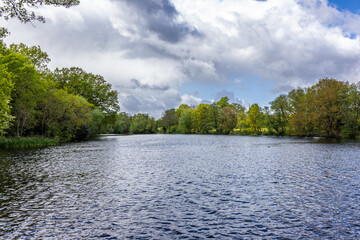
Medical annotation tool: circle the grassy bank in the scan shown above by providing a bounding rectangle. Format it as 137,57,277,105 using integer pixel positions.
0,137,59,149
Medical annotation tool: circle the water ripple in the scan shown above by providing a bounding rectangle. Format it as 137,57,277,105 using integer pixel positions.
1,135,360,239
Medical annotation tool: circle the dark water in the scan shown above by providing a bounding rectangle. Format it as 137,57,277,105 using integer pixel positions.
1,135,360,239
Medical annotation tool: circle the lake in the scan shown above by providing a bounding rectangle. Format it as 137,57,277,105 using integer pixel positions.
0,135,360,239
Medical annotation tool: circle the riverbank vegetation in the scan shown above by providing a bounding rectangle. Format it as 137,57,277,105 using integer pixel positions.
108,78,360,139
0,41,120,147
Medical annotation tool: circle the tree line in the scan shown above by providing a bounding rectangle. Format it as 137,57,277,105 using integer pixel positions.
111,78,360,138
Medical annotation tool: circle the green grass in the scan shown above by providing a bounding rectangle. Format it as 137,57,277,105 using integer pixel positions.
0,137,59,149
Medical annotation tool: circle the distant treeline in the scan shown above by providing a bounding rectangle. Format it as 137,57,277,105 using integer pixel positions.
0,41,120,142
2,41,360,144
111,78,360,138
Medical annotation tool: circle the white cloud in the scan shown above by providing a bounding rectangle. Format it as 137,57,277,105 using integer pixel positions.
180,94,202,106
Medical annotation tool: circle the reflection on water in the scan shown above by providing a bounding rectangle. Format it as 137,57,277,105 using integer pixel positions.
1,135,360,239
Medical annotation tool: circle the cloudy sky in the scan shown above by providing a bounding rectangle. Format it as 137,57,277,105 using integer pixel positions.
2,0,360,117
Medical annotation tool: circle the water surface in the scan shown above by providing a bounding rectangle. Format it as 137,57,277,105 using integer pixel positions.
1,135,360,239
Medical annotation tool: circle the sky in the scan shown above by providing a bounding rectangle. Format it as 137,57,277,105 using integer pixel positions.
2,0,360,118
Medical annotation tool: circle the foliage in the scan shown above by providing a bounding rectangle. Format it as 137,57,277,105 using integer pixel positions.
0,55,13,135
0,42,121,147
53,67,120,115
340,83,360,138
161,108,178,133
1,51,46,137
245,104,264,135
177,109,193,134
9,43,50,71
219,106,237,134
193,103,217,134
269,94,290,135
38,88,93,141
0,136,57,148
113,112,131,134
130,113,156,134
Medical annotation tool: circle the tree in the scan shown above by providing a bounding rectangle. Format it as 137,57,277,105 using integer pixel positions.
193,103,217,133
289,87,316,136
177,109,193,134
310,78,346,136
113,112,131,134
216,96,230,109
89,108,105,136
175,104,191,118
2,52,46,136
270,94,290,135
130,113,155,134
340,82,360,138
263,106,276,135
219,106,237,134
53,67,120,115
235,105,247,134
0,56,14,135
245,104,263,135
288,88,305,114
38,88,93,140
161,108,178,133
9,43,50,71
0,0,80,37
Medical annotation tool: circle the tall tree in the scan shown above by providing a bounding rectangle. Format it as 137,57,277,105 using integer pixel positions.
311,78,346,136
219,106,237,134
177,109,193,134
193,103,217,134
113,112,131,134
130,113,156,134
0,55,13,135
2,52,46,136
245,104,263,135
9,43,50,71
339,82,360,138
270,94,290,135
53,67,120,115
161,108,178,133
38,88,93,140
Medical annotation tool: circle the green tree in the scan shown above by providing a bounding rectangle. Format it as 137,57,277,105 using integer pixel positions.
113,112,131,134
175,104,191,118
289,87,316,136
310,78,346,136
270,94,290,135
130,113,155,134
89,108,105,136
2,52,46,136
288,88,305,114
193,103,217,133
263,106,276,135
177,109,193,134
161,108,178,133
235,105,247,134
245,104,263,135
0,56,14,135
339,82,360,138
216,96,230,109
9,43,50,71
219,106,237,134
39,88,92,140
53,67,119,115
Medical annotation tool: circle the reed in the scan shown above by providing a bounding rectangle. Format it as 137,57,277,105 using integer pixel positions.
0,137,58,149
